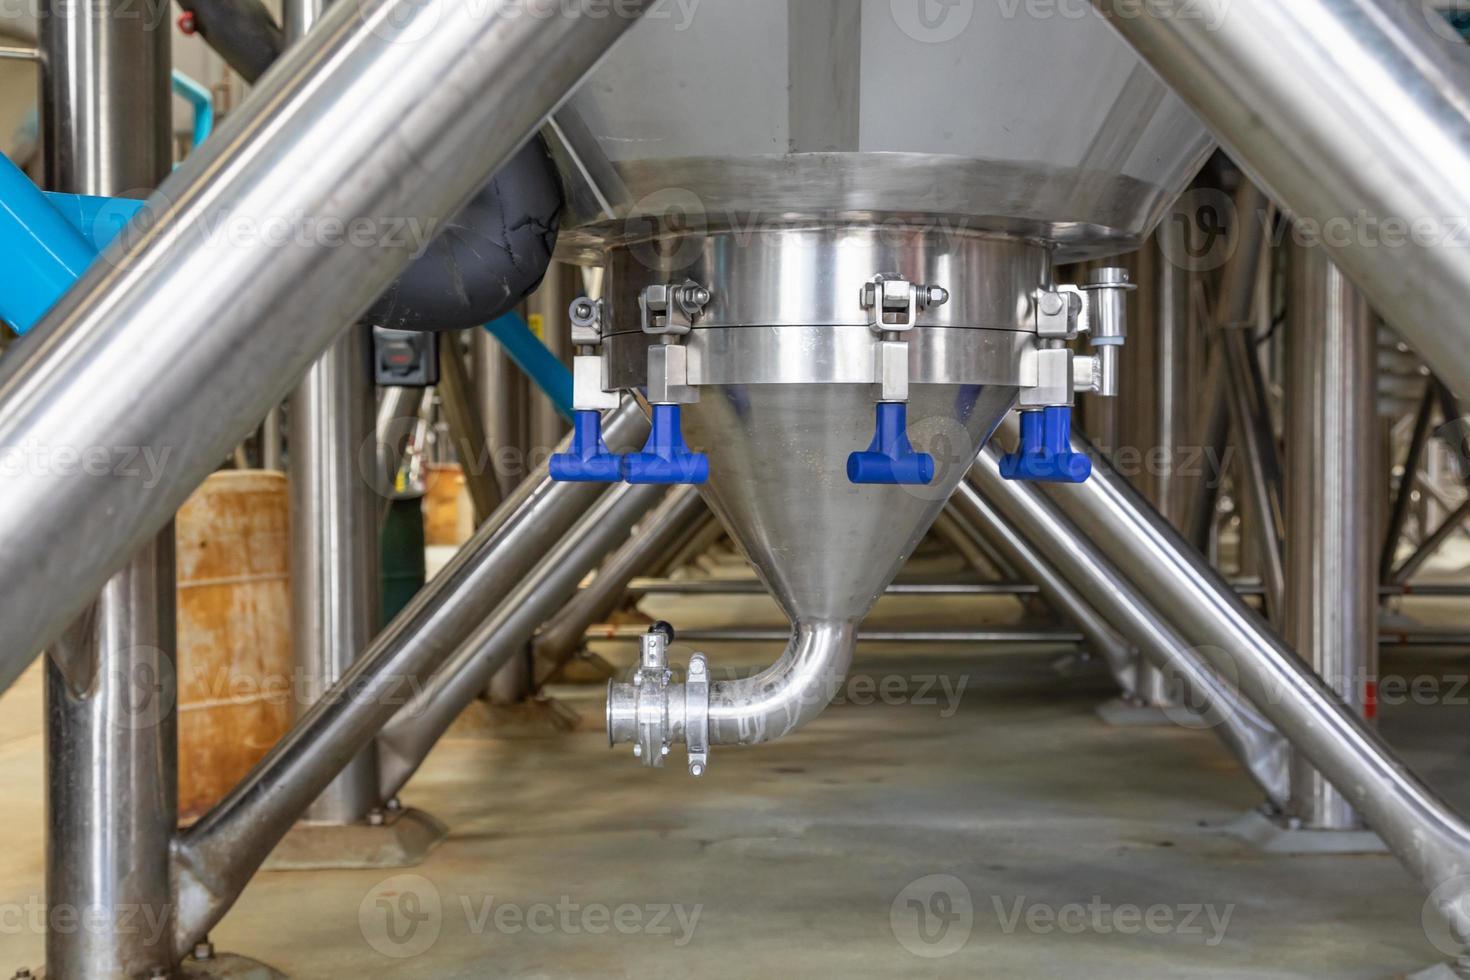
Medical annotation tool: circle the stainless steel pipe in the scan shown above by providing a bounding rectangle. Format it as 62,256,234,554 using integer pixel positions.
45,536,177,979
533,483,705,683
1284,241,1379,831
377,480,665,799
966,455,1290,807
40,0,176,974
289,321,382,824
947,484,1139,694
1090,0,1470,399
438,334,503,523
1044,422,1470,943
171,401,650,953
0,0,657,695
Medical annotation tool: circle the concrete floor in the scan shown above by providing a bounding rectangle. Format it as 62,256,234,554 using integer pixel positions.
3,558,1470,978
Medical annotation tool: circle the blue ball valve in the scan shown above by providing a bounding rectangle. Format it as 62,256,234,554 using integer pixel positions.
999,406,1092,484
549,410,623,483
623,404,710,485
848,402,936,486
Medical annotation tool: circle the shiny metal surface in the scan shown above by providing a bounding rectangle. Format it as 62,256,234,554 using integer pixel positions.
947,482,1139,696
555,0,1212,260
172,402,650,955
45,533,177,980
1285,242,1378,831
39,0,169,197
969,445,1289,807
533,484,703,683
678,381,1016,746
1121,224,1196,705
1090,0,1470,398
1045,421,1470,945
40,3,176,975
289,322,381,825
605,229,1046,333
0,0,657,694
289,0,376,822
378,480,664,799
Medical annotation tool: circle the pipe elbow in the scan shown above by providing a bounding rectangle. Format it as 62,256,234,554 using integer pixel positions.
606,620,856,774
708,621,856,746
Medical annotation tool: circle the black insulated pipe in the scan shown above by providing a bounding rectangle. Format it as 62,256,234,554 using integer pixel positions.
179,0,563,329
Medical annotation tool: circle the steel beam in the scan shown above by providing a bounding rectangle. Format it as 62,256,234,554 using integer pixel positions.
0,0,657,696
1039,418,1470,945
1090,0,1470,399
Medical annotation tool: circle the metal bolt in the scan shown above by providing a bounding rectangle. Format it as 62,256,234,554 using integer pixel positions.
1039,292,1066,318
689,763,705,777
633,743,643,758
924,285,950,307
385,796,403,812
193,939,216,961
148,969,170,980
661,744,670,756
367,808,386,827
13,969,34,979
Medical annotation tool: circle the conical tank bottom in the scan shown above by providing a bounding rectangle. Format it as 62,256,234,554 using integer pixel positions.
682,383,1017,624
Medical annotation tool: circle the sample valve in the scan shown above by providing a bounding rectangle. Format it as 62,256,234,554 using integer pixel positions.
1002,267,1133,485
606,622,711,777
848,275,947,486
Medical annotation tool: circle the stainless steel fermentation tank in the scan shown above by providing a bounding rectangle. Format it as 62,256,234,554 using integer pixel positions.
547,0,1213,772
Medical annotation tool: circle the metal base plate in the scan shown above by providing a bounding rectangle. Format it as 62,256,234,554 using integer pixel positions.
1095,697,1179,728
262,807,446,872
183,952,290,979
1225,809,1389,855
29,952,286,980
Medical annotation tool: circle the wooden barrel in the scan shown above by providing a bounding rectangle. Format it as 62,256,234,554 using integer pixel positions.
423,462,473,546
174,470,292,824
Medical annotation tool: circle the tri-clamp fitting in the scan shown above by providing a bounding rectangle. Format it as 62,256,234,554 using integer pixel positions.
606,622,711,777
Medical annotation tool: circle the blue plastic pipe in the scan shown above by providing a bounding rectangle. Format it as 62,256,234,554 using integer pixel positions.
43,192,145,251
482,313,574,420
0,154,100,335
171,70,215,148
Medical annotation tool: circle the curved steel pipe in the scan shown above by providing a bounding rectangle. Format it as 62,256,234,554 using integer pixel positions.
707,621,856,746
0,0,655,696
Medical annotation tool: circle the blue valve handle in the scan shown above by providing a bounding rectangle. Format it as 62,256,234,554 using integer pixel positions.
623,404,709,485
999,406,1092,484
549,410,623,483
847,402,936,486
